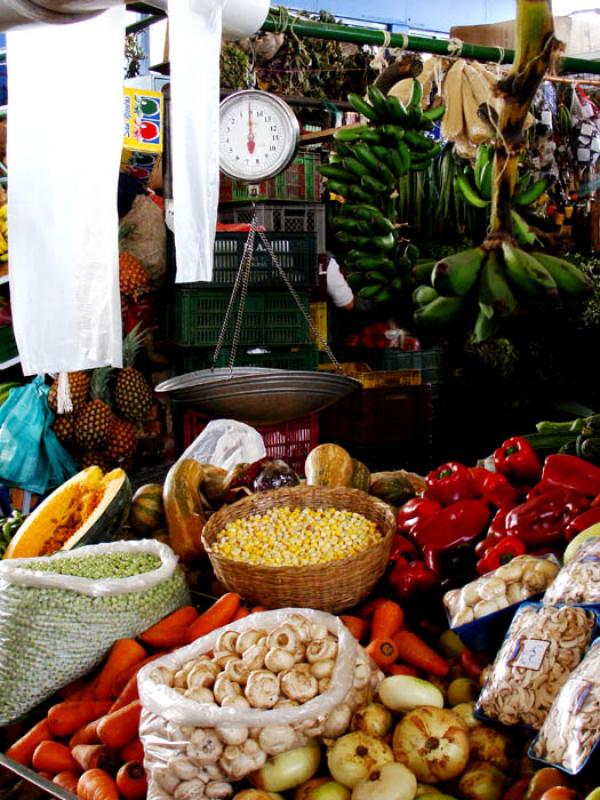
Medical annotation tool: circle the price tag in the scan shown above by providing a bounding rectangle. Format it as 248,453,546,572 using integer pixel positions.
578,148,592,163
581,122,594,137
512,638,549,671
541,110,553,127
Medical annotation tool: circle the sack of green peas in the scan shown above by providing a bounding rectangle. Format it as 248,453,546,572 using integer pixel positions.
0,540,191,724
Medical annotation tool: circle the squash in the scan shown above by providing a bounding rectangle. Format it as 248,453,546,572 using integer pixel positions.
304,444,354,488
129,483,165,535
350,459,371,492
163,459,207,561
369,472,416,506
3,467,131,559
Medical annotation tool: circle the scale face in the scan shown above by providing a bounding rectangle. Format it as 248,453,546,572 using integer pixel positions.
219,90,300,182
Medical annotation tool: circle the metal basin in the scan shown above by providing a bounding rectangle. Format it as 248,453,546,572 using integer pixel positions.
155,368,360,425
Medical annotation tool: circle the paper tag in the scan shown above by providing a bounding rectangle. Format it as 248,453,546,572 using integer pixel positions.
581,122,594,137
512,638,549,671
541,110,553,127
591,138,600,154
578,148,592,162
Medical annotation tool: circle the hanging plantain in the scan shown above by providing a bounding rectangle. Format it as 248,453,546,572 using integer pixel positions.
414,0,592,340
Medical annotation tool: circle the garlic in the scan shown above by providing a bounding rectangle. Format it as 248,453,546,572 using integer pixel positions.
309,622,328,640
258,725,297,755
242,643,268,671
245,669,280,708
236,629,268,655
174,669,190,689
310,658,335,680
288,614,312,642
216,630,240,653
188,662,220,689
353,662,370,690
281,666,319,702
206,781,233,799
175,779,207,800
171,757,201,781
187,729,224,765
306,638,338,664
264,647,296,673
185,687,216,705
267,624,299,653
151,666,176,686
223,658,250,685
154,766,180,794
214,676,243,705
322,704,352,739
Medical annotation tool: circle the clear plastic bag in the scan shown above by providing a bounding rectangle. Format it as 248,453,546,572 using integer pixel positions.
180,419,266,472
531,637,600,774
138,609,381,800
476,603,597,730
0,540,190,724
543,537,600,607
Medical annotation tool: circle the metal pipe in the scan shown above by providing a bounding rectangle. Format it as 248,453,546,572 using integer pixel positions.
261,11,600,76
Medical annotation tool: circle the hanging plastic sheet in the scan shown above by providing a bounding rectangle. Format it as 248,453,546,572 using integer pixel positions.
168,0,225,283
6,7,125,375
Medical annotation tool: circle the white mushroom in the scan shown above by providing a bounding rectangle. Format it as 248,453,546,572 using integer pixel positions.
188,662,220,689
196,764,226,783
248,726,262,740
171,757,201,781
221,694,250,709
175,779,207,800
306,638,337,663
353,661,370,690
258,725,297,755
264,647,296,673
241,643,267,671
214,676,243,705
151,666,176,686
174,669,190,689
318,678,332,694
220,741,266,780
245,669,280,708
153,766,180,794
166,721,196,742
309,622,328,640
174,688,187,695
185,687,216,705
223,658,251,685
322,704,352,739
206,781,234,799
347,686,370,708
187,730,224,765
215,724,248,746
267,625,299,653
235,629,268,655
281,667,319,702
216,630,240,653
292,716,325,737
288,614,312,642
214,651,238,668
293,643,307,664
273,698,299,709
310,658,335,680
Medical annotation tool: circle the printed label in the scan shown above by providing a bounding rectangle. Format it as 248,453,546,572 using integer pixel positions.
512,638,549,670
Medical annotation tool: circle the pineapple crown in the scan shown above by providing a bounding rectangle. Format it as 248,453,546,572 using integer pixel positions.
89,366,113,405
122,322,146,369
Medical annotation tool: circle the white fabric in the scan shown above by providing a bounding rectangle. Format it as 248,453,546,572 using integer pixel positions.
7,8,124,375
169,0,225,283
327,256,354,308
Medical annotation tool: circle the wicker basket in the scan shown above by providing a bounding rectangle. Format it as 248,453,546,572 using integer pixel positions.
202,486,395,613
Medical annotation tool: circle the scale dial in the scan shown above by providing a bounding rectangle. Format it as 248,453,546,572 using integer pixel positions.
219,90,300,182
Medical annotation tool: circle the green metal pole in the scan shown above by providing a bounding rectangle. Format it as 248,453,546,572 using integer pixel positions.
261,10,600,76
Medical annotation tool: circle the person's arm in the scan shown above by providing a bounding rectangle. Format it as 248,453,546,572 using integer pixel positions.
326,257,355,310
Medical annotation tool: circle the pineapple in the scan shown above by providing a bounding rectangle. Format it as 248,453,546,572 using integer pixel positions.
119,224,149,297
113,324,153,421
74,367,113,448
48,371,90,413
105,415,137,467
52,413,74,444
79,450,113,473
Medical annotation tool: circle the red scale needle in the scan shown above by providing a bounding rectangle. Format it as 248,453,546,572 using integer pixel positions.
247,102,255,155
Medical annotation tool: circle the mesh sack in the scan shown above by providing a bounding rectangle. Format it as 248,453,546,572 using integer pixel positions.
138,609,382,800
0,539,190,724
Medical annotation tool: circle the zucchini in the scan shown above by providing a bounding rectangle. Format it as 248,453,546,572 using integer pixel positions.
536,419,584,434
581,437,600,463
523,432,579,453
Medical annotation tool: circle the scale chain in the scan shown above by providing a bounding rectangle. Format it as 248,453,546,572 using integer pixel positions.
228,214,257,370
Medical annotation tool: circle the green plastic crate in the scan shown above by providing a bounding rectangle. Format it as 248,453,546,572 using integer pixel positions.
178,345,320,373
0,325,17,364
171,288,311,348
346,346,445,384
219,152,321,203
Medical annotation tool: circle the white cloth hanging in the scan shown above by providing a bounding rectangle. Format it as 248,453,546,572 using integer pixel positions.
7,7,125,375
168,0,225,283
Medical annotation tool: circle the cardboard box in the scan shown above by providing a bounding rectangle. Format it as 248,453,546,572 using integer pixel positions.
121,88,163,184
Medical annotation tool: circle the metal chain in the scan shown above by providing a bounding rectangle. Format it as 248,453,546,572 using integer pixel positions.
228,214,256,371
256,229,340,368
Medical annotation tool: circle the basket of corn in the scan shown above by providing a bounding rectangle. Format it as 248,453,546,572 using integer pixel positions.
201,485,395,613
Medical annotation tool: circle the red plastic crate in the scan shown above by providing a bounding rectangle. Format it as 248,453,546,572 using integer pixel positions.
182,411,319,476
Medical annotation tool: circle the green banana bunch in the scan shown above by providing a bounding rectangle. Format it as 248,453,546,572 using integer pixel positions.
0,510,24,557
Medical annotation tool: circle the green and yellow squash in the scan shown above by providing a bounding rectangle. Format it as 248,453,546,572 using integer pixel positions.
129,483,165,535
163,459,207,562
305,444,354,488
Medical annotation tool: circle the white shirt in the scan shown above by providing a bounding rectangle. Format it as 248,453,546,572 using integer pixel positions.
326,256,354,308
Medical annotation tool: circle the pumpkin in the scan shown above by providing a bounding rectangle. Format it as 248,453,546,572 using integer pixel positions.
369,472,416,506
163,459,207,561
304,444,354,488
3,467,131,559
129,483,165,535
350,459,371,492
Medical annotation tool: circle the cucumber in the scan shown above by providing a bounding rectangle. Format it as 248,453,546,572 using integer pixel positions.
523,432,580,453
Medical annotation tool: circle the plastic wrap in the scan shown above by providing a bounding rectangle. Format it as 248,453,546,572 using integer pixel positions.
543,538,600,607
476,603,597,730
531,637,600,774
180,419,266,472
0,540,190,724
138,609,381,800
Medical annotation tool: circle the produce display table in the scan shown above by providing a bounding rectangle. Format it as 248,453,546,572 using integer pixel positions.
0,751,76,800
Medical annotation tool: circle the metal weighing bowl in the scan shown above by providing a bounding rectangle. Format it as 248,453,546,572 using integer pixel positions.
155,367,360,425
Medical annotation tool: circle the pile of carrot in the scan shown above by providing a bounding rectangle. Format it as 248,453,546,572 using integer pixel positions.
5,592,245,799
341,597,450,678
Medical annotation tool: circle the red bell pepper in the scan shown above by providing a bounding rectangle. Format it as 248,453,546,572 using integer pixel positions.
410,499,491,575
470,467,521,508
388,558,439,599
494,436,542,484
476,537,527,575
505,488,589,547
389,534,420,563
475,529,507,559
396,497,442,533
460,648,490,680
424,462,478,506
542,453,600,497
565,506,600,542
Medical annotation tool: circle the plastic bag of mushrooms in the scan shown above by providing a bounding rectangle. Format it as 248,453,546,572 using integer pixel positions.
137,608,382,800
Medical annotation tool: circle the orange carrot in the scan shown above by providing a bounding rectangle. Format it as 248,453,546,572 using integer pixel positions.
109,672,139,713
52,771,80,794
77,768,119,800
371,600,404,641
58,676,92,700
250,605,268,613
356,597,387,618
393,630,449,677
138,624,191,649
116,761,148,800
233,606,250,621
97,700,141,751
366,637,399,669
32,741,79,774
47,701,113,738
120,739,144,764
37,772,54,781
6,718,52,767
340,615,369,641
110,651,166,698
66,678,99,702
388,663,419,677
139,605,198,645
69,720,101,749
72,744,118,774
94,640,147,700
186,593,241,642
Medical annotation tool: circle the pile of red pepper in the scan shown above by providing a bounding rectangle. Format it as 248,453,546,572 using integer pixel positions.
390,435,600,601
